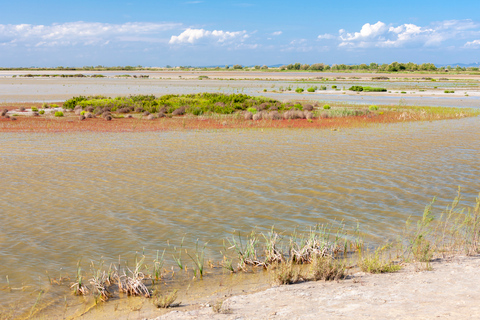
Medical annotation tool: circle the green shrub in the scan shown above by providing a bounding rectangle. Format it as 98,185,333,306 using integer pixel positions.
50,104,59,108
349,86,363,91
295,88,304,93
80,110,86,115
31,107,38,112
247,107,257,114
444,90,455,93
39,110,45,115
323,105,331,110
363,86,387,92
307,87,316,92
369,105,379,111
401,91,407,94
54,111,64,117
42,103,49,109
293,103,303,110
191,107,203,116
332,85,337,89
349,86,386,92
320,85,327,90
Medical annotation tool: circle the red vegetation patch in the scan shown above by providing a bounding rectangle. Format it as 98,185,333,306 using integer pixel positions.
0,111,445,133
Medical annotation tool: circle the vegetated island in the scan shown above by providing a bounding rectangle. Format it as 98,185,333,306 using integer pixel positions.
0,93,477,133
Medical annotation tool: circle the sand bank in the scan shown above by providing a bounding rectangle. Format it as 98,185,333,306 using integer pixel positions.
153,255,480,320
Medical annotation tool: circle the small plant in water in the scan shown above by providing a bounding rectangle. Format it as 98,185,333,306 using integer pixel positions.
187,240,208,278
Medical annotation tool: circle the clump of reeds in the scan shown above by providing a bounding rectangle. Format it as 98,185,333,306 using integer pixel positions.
271,260,303,285
358,244,401,274
309,255,346,281
117,255,151,297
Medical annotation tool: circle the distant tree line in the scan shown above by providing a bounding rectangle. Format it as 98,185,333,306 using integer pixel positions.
0,62,478,72
278,62,479,72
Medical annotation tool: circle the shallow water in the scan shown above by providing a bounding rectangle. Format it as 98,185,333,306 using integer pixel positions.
0,76,479,108
1,117,480,316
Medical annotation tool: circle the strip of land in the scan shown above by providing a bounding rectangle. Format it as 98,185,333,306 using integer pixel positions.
154,255,480,320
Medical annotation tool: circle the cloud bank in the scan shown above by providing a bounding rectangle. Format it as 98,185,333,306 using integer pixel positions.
169,28,248,45
0,22,181,47
318,19,480,49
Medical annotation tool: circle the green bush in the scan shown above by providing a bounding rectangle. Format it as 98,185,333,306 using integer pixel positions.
349,86,364,92
247,107,257,114
349,86,386,92
444,90,455,93
80,110,86,115
401,91,407,94
323,105,331,110
320,85,327,90
31,107,38,112
39,110,45,115
307,87,316,92
332,85,337,89
363,86,387,92
54,111,64,117
293,103,303,110
50,104,59,108
191,107,203,116
295,88,304,93
369,105,379,111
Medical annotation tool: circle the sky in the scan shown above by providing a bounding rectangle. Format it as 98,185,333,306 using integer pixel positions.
1,0,479,67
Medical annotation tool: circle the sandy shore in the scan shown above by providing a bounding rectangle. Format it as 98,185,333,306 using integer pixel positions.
154,255,480,320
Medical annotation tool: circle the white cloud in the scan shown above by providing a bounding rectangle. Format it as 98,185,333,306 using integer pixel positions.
337,19,480,48
464,39,480,48
272,31,282,36
340,21,388,41
169,28,248,45
318,33,335,40
0,22,180,47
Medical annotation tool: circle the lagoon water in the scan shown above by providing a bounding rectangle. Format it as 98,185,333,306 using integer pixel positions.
1,117,480,315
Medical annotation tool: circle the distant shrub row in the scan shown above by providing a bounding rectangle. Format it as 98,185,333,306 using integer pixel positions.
348,86,387,92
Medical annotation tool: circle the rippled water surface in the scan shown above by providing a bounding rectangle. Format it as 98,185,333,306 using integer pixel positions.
1,117,480,314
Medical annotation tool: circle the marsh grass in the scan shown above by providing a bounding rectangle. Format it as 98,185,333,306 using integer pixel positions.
187,240,208,278
309,256,347,281
271,260,303,285
358,244,402,274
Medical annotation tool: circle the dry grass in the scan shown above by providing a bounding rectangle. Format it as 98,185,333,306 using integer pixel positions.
271,260,303,285
309,256,347,280
153,290,180,308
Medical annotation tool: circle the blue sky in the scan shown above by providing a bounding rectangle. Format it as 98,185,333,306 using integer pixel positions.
1,0,479,67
